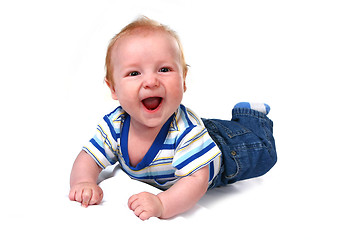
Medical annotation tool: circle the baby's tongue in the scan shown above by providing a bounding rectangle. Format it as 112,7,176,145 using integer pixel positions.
142,97,162,110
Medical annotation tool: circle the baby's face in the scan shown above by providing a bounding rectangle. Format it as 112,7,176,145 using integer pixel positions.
108,30,186,130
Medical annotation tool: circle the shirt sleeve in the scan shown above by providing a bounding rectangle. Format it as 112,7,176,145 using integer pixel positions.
172,125,221,177
82,115,119,169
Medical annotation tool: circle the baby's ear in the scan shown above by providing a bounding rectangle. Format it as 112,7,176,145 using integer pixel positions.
182,67,188,92
105,78,118,100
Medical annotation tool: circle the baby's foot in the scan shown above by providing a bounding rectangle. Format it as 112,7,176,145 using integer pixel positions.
234,102,270,115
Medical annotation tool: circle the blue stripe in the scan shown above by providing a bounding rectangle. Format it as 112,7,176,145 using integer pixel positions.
183,152,220,178
181,128,207,150
97,126,116,155
164,136,176,145
175,125,195,149
162,144,175,149
125,171,175,180
83,146,105,169
91,136,117,165
180,104,194,127
103,116,119,141
90,138,106,157
176,138,214,165
106,106,121,117
120,116,130,168
187,110,201,125
175,141,216,170
152,158,173,165
209,161,214,182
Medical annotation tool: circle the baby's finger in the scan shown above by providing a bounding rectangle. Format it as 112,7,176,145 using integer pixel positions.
89,190,103,205
130,199,142,212
139,211,152,221
128,194,139,209
75,190,82,203
68,189,75,201
81,188,93,208
133,205,144,217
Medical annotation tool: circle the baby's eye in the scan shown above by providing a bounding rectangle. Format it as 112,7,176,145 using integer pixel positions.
159,67,170,73
128,71,140,77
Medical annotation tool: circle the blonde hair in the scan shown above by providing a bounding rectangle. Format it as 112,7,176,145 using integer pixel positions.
105,16,188,87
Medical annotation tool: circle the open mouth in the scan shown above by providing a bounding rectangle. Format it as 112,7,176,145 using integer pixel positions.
142,97,163,111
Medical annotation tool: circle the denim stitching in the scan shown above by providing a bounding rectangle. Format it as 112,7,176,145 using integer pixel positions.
217,121,250,138
224,150,240,179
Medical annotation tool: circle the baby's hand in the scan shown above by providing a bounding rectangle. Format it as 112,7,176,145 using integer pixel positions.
128,192,163,220
69,182,103,207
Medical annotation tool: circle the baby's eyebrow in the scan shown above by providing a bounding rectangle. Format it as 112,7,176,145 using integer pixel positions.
119,63,140,70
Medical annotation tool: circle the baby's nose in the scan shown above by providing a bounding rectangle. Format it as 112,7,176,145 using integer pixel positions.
143,74,160,88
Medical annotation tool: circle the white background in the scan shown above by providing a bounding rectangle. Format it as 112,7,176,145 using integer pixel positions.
1,0,359,239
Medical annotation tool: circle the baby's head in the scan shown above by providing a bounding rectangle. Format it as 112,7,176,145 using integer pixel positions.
105,16,188,129
105,16,188,88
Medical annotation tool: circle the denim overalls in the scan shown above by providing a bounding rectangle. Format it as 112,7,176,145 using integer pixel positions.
203,107,277,189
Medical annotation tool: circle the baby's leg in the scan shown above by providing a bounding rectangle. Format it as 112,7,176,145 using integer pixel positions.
204,102,277,189
231,102,275,152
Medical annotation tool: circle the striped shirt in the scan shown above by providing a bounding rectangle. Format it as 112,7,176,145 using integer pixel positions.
83,104,221,190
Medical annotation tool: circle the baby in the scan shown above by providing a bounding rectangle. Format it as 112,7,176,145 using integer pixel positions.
69,16,277,220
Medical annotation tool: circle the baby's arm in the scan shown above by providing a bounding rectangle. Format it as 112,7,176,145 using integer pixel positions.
69,150,103,207
128,165,209,220
158,165,209,218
